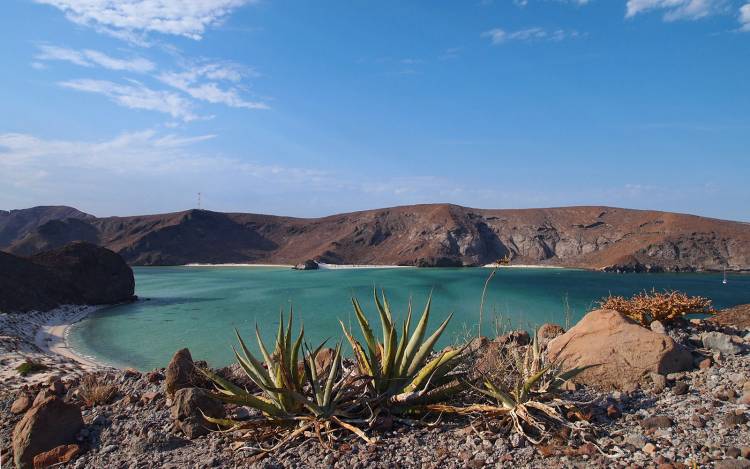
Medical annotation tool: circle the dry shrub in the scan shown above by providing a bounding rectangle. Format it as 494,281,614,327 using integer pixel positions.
599,290,714,326
78,374,118,406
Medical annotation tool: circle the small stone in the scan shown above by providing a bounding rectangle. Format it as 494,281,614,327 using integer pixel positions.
726,448,741,458
141,391,161,404
740,447,750,458
673,381,689,396
101,444,117,454
702,332,742,355
723,413,748,427
698,358,712,370
690,414,706,428
650,373,667,393
607,404,622,419
32,444,80,468
146,371,164,383
641,415,674,430
739,392,750,406
643,443,657,454
11,394,32,414
714,460,750,469
650,320,666,334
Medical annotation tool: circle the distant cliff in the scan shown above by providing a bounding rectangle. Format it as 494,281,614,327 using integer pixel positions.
0,242,135,313
2,205,749,271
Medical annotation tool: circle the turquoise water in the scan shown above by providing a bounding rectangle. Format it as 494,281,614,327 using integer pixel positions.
68,267,750,371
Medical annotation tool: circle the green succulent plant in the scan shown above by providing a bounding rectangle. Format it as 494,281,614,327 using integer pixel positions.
200,310,373,452
340,290,466,410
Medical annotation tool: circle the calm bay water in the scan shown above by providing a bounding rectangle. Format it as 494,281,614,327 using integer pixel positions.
68,266,750,370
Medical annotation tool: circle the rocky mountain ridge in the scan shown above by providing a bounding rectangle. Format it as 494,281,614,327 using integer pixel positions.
2,204,749,271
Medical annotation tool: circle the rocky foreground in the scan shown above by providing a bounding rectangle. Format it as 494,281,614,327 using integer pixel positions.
1,307,749,469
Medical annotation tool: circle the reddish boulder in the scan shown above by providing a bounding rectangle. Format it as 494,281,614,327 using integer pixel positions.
12,396,84,469
547,309,693,391
11,394,32,415
32,444,80,468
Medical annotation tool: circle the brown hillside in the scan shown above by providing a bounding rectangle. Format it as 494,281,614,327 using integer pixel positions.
2,204,749,271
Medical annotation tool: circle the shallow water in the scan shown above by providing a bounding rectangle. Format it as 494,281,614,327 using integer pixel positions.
68,266,750,370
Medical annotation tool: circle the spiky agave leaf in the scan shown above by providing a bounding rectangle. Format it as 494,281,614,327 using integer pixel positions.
342,290,464,410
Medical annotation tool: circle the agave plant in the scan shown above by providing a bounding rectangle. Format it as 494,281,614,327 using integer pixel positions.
427,330,593,444
200,310,373,452
340,290,466,410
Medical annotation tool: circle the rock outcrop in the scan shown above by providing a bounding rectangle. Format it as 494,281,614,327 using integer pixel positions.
170,388,224,439
165,348,200,396
12,396,84,469
293,259,319,270
0,242,135,313
547,309,694,390
2,205,749,270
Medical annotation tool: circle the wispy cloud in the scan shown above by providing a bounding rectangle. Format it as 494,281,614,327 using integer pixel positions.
514,0,591,6
482,27,583,45
34,0,256,41
59,79,198,121
157,62,268,110
625,0,723,21
0,129,333,214
740,3,750,30
36,44,155,73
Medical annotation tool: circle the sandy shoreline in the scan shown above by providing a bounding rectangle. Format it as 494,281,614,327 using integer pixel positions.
183,262,410,269
33,305,107,369
482,263,567,269
0,305,111,392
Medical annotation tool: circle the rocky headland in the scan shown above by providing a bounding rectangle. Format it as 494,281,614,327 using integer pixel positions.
0,242,135,313
2,204,750,271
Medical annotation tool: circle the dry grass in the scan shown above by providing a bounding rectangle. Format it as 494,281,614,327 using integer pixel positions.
599,289,714,326
78,374,118,406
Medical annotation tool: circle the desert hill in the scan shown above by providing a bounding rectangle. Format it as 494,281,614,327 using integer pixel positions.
1,204,749,271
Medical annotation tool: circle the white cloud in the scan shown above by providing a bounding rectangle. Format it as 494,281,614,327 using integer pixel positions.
482,27,582,44
34,0,255,40
59,79,198,121
625,0,721,21
0,129,333,214
157,62,268,110
36,45,155,73
740,3,750,30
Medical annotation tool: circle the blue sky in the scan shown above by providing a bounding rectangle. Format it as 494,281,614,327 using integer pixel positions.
1,0,748,221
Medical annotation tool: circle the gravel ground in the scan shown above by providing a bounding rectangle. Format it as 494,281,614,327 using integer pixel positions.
2,318,749,469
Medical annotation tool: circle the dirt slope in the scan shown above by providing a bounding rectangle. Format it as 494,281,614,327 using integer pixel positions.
2,205,749,270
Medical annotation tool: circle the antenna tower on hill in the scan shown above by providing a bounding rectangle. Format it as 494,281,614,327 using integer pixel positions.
197,192,202,210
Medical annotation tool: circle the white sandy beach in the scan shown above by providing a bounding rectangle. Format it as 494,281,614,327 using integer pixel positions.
0,305,109,392
482,263,567,269
183,262,409,269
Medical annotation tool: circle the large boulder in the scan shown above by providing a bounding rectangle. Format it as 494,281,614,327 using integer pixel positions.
165,348,204,396
170,388,224,439
12,396,84,469
547,309,693,391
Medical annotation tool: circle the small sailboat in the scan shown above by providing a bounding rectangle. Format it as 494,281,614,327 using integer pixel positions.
722,267,728,285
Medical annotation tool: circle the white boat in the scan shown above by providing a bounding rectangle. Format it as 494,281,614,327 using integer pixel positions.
722,267,728,285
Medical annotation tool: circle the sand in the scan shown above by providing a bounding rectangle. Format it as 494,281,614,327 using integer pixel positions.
0,305,109,393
